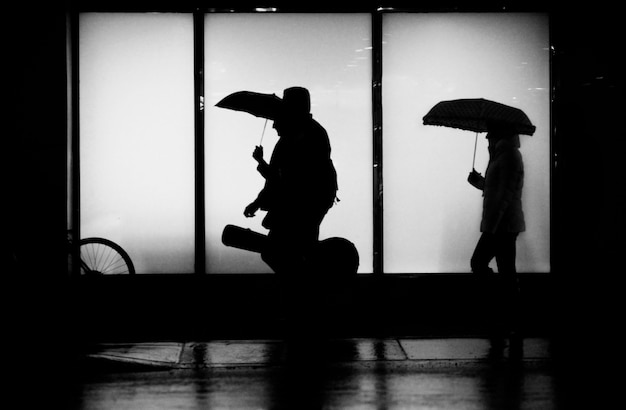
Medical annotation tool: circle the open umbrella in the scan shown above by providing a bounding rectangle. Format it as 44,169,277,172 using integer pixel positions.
423,98,536,135
216,91,282,120
423,98,535,169
215,91,283,145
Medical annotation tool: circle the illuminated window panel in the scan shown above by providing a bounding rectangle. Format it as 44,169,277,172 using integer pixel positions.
383,13,550,273
205,13,374,273
79,13,195,273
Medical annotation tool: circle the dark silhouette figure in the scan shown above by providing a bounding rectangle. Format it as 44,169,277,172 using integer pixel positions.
467,121,525,334
244,87,339,275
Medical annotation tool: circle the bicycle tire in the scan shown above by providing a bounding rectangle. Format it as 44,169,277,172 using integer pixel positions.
79,237,136,275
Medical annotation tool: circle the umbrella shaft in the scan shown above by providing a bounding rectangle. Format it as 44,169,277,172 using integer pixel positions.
472,132,478,170
260,118,269,146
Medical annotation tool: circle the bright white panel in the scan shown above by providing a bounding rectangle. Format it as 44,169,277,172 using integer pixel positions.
383,13,550,273
80,13,195,273
205,14,373,273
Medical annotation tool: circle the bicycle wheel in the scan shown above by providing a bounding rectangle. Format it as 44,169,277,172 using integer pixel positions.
79,237,136,275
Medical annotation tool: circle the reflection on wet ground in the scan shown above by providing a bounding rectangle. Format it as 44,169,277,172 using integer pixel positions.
69,337,563,409
85,337,550,368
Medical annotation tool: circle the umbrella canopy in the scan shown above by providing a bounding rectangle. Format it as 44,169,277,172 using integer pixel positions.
215,91,282,120
423,98,536,136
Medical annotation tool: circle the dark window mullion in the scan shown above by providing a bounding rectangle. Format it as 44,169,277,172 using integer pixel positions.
194,11,206,274
70,11,81,277
372,12,383,276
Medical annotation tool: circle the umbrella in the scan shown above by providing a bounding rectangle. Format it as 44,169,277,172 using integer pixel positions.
216,91,283,145
423,98,535,169
216,90,282,120
423,98,536,135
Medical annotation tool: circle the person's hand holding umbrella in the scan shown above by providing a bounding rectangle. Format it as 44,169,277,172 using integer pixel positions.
252,145,270,178
252,145,264,162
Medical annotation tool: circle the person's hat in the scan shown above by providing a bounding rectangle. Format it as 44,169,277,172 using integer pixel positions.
282,86,311,114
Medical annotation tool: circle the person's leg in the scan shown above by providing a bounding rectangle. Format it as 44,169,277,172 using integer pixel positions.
494,233,520,311
471,233,497,274
494,232,518,275
495,233,521,335
262,228,306,275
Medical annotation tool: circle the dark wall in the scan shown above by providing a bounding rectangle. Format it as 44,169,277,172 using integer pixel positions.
553,9,624,269
7,5,68,278
6,3,71,382
550,8,624,354
5,2,624,344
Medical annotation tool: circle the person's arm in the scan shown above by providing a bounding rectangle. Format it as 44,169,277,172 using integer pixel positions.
244,181,274,217
252,146,271,178
244,201,260,218
245,146,273,218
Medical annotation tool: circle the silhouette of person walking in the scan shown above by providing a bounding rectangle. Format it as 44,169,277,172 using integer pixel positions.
244,87,338,275
468,121,525,274
467,121,525,332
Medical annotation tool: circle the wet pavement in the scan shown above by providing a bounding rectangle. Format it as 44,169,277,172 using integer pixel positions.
67,337,566,409
84,337,551,369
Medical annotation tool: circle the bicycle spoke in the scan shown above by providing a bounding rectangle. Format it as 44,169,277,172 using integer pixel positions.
106,259,129,274
81,245,94,274
100,245,116,273
102,254,124,273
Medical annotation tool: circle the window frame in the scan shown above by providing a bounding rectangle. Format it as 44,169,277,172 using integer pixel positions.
69,4,553,276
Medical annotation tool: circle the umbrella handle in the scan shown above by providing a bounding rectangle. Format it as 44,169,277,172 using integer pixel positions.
259,118,269,146
472,132,478,171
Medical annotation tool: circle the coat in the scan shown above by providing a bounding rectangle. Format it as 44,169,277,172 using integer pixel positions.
480,137,526,234
254,116,338,234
